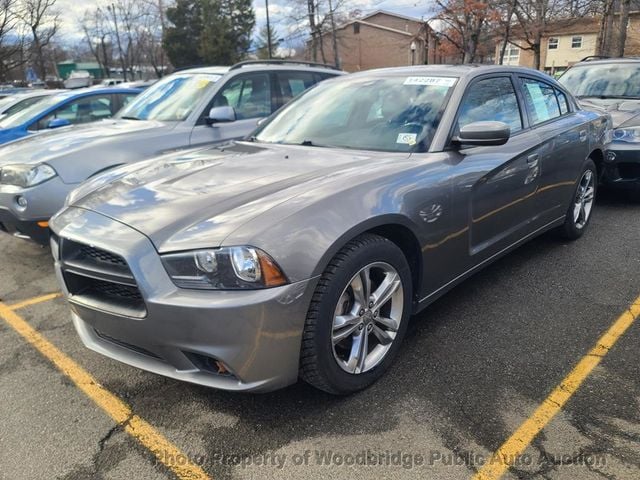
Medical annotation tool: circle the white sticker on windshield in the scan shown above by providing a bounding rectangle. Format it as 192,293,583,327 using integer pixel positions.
397,133,417,145
403,76,457,87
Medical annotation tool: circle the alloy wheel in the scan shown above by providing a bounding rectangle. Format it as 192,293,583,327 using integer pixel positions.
573,169,595,229
331,262,404,374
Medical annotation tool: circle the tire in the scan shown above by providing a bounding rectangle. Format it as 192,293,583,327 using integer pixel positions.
557,159,597,240
300,233,412,395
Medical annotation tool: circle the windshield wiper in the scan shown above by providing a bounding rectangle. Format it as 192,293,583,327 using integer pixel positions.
120,115,141,120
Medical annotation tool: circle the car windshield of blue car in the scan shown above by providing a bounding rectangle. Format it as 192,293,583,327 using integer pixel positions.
254,74,456,153
116,73,222,121
0,94,63,128
559,63,640,99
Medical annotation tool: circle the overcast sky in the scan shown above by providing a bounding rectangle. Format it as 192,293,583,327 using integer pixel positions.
55,0,434,45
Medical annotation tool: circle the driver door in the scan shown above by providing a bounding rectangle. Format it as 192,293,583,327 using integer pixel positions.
189,72,273,146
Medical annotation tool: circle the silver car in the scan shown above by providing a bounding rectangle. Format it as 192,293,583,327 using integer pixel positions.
0,61,341,244
51,66,608,394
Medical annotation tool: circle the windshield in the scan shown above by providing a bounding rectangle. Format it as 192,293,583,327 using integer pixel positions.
255,75,456,153
559,63,640,98
116,73,222,121
0,94,63,128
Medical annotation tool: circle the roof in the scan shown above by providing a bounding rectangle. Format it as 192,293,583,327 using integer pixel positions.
54,86,142,99
572,56,640,66
178,66,231,75
325,19,416,38
347,64,551,79
507,16,601,39
360,9,423,24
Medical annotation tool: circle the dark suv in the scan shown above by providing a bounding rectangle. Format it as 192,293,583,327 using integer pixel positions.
559,57,640,199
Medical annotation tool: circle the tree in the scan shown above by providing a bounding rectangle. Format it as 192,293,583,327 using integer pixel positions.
434,0,496,63
18,0,59,79
0,0,27,80
256,24,279,59
164,0,254,68
164,0,203,68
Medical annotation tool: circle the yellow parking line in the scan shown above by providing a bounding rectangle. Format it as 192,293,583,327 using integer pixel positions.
0,301,211,480
474,295,640,480
8,292,62,311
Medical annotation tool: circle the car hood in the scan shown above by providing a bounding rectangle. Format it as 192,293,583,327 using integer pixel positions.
0,126,28,145
0,119,170,169
578,97,640,128
73,142,407,252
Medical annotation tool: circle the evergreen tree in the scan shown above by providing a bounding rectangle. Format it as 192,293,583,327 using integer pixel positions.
256,24,280,59
163,0,255,68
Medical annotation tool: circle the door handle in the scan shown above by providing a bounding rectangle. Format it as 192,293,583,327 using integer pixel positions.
527,153,540,168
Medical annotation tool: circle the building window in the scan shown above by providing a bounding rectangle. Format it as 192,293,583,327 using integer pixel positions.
353,22,360,35
504,45,520,65
548,37,558,49
571,36,582,48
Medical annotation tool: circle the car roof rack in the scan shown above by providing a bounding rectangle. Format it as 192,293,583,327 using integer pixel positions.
229,59,340,71
580,55,611,62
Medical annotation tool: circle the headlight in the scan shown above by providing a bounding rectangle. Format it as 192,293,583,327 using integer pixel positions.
0,164,57,187
161,246,287,290
612,126,640,143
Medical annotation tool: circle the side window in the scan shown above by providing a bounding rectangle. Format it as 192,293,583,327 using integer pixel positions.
555,88,569,115
34,95,114,130
457,76,522,133
520,78,561,125
121,94,138,108
275,71,316,106
212,73,271,120
6,96,45,116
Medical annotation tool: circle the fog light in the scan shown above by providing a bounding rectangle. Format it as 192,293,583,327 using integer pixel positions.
606,151,617,162
15,195,27,209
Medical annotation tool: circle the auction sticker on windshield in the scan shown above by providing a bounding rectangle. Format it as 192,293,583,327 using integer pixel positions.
403,76,457,87
397,133,418,145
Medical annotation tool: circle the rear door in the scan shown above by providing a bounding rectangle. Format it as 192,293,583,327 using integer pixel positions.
273,70,320,110
452,74,544,265
517,76,589,221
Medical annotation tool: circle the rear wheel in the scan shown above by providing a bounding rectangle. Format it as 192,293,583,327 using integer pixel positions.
557,159,597,240
300,234,412,394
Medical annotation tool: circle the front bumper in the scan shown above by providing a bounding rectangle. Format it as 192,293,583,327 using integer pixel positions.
602,142,640,191
0,177,75,244
51,207,318,392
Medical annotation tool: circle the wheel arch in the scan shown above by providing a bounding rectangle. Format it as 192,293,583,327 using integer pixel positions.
311,214,423,307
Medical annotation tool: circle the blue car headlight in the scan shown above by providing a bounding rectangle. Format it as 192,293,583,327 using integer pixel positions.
161,246,288,290
0,164,57,187
612,126,640,143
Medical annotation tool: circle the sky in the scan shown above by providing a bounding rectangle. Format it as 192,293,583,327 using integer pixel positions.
55,0,435,46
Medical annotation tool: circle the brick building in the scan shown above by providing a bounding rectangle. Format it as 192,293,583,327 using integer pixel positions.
312,10,438,72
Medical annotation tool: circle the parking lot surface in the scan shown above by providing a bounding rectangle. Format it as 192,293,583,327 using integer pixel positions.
0,191,639,480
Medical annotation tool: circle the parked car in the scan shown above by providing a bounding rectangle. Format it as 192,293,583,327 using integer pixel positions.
64,70,93,89
0,61,341,243
0,89,66,121
50,65,608,394
0,87,140,145
559,57,640,199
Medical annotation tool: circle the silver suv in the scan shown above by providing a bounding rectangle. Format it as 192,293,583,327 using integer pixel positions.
0,61,342,243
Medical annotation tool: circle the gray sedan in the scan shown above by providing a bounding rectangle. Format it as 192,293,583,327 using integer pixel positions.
50,65,609,394
0,62,340,244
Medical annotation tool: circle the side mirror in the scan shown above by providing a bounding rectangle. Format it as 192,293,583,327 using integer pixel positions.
47,118,71,129
206,106,236,125
454,121,510,147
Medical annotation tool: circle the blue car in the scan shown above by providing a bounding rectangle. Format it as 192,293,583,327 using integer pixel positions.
0,87,141,145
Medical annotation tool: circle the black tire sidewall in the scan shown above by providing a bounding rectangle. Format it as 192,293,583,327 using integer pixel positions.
311,238,412,394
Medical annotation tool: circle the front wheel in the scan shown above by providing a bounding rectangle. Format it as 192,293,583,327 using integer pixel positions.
299,234,412,394
557,159,597,240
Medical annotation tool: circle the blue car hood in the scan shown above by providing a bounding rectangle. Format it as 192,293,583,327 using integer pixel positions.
0,126,28,145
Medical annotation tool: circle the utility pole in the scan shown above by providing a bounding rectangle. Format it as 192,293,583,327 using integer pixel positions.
108,3,127,81
265,0,273,59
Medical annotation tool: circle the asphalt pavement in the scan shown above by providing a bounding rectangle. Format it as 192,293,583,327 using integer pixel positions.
0,190,638,480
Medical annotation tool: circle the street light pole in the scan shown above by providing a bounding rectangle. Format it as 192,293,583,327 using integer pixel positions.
265,0,272,59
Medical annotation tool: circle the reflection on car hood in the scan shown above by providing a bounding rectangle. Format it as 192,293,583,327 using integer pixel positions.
74,142,404,251
578,97,640,128
0,119,169,167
